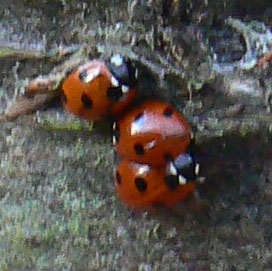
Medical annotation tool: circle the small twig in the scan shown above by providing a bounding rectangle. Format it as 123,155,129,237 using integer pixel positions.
0,44,79,61
5,92,59,121
4,45,91,120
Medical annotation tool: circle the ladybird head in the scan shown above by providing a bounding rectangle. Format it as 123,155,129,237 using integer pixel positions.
106,54,137,91
170,153,200,184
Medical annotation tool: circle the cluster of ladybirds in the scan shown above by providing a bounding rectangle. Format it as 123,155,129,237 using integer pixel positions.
62,54,200,210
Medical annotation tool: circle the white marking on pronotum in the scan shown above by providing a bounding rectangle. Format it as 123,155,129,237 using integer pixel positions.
178,175,187,185
138,164,150,176
111,76,119,87
110,54,123,67
195,163,200,176
190,131,195,140
112,135,116,145
169,162,177,176
121,85,129,94
84,67,100,83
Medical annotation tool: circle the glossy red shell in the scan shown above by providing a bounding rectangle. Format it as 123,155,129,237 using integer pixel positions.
62,60,137,121
115,160,196,209
114,101,191,166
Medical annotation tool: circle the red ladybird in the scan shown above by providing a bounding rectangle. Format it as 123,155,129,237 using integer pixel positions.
113,101,191,166
115,155,198,209
62,54,137,121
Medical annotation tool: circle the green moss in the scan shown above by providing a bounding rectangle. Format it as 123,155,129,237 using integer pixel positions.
38,116,94,132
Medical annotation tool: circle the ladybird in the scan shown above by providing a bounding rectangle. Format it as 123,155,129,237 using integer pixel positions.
115,158,197,209
62,54,137,121
113,101,191,166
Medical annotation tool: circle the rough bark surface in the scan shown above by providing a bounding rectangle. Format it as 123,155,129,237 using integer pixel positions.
0,1,272,270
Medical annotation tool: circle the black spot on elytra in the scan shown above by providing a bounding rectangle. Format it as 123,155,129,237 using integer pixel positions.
135,178,147,192
113,123,120,144
81,93,93,109
163,107,173,117
134,144,144,155
107,86,123,102
134,112,143,121
79,69,88,82
116,171,122,185
164,175,179,190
